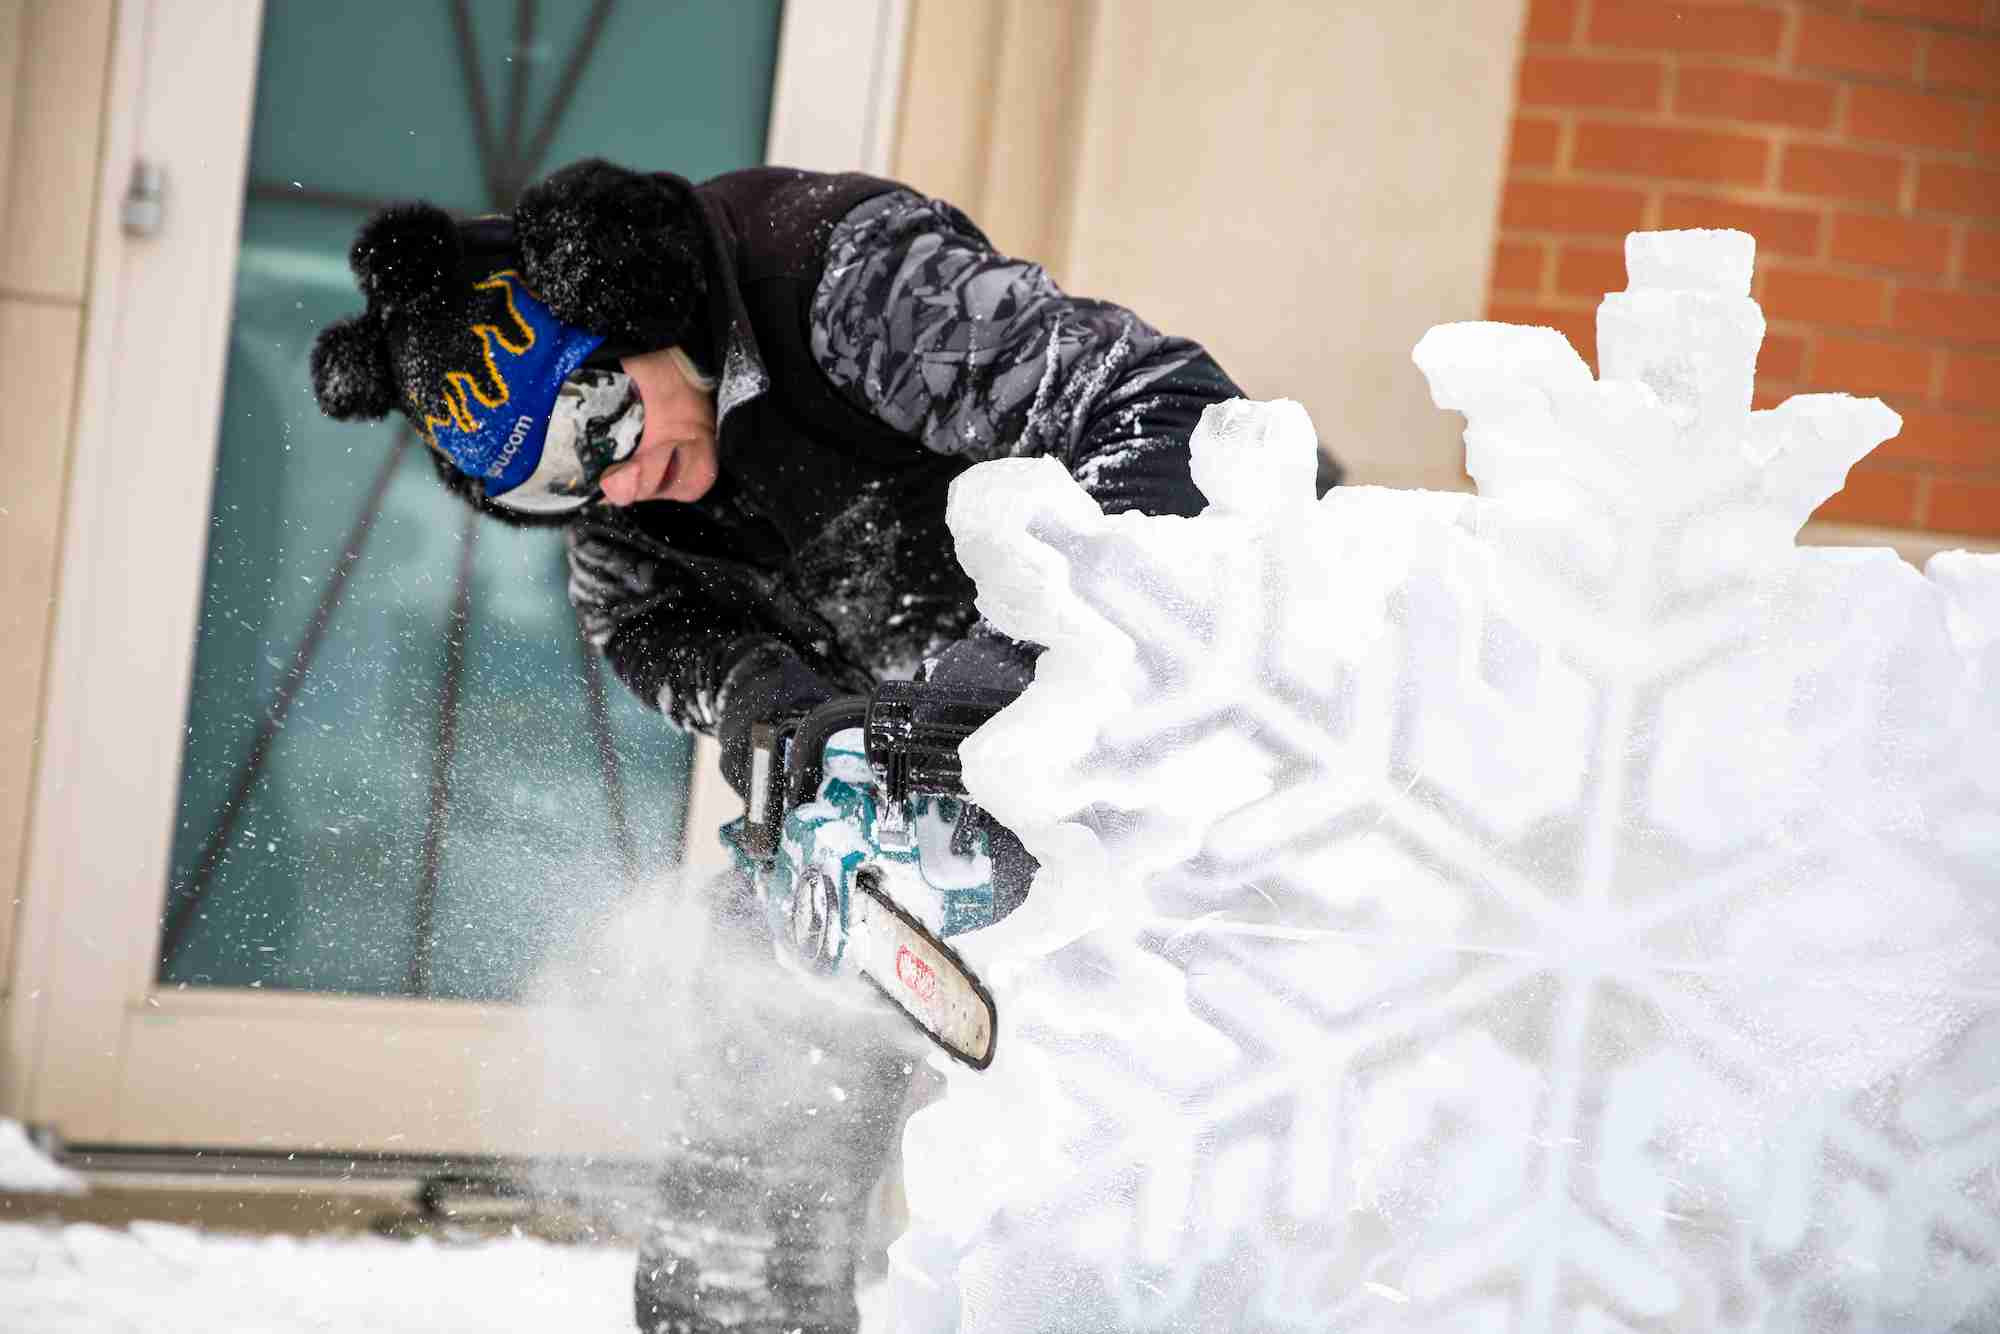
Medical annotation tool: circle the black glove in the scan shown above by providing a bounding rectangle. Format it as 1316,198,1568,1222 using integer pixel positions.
919,627,1042,918
715,639,842,799
919,624,1041,695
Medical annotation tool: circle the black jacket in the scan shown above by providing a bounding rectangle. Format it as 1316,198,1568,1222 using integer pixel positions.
559,167,1267,736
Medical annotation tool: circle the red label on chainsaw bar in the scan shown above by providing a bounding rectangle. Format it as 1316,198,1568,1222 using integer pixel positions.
895,945,938,1003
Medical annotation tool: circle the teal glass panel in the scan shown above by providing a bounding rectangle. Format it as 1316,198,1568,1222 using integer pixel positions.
162,0,782,999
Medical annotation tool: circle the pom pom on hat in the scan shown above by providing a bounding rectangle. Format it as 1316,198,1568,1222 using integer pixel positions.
348,202,462,312
514,158,707,353
309,313,398,420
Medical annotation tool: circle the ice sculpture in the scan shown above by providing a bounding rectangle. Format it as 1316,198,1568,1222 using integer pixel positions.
890,231,2000,1332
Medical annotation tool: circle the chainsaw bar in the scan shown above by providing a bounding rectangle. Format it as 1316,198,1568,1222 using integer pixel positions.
847,870,996,1070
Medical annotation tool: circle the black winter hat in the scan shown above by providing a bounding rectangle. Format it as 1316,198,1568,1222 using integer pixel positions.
309,159,712,437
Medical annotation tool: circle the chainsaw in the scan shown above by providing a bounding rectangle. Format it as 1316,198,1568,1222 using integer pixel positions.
731,681,1024,1069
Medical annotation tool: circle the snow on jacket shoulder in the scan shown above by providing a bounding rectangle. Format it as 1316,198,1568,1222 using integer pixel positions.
813,190,1239,519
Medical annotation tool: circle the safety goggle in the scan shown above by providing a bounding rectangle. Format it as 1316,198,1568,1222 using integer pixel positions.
485,366,645,516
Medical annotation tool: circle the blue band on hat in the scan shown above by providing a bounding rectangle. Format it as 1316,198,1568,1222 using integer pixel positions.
420,270,604,497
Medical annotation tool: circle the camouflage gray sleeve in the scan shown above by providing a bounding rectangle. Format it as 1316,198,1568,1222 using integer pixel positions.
811,190,1242,519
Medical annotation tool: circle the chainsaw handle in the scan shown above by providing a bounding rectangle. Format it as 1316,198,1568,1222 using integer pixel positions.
865,681,1020,803
740,683,1021,861
740,695,869,862
784,696,874,811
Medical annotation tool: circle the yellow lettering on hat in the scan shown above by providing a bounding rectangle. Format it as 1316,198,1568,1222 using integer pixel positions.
418,270,540,448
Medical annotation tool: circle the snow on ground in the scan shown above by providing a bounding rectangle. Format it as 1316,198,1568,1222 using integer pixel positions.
0,1121,903,1333
0,1126,639,1334
0,1219,898,1334
0,1221,636,1334
0,1121,82,1195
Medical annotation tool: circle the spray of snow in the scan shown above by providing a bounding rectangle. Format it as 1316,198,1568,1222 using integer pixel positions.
502,864,922,1331
512,869,918,1183
890,230,2000,1331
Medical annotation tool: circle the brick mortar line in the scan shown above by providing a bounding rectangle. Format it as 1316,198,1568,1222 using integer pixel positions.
1535,164,1877,199
1481,291,2000,372
1849,13,2000,36
1848,458,2000,482
1528,39,1998,70
1514,165,2000,221
1870,469,2000,490
1910,205,2000,224
1782,339,2000,367
1934,395,2000,418
1531,106,1991,166
1551,48,1995,98
1515,44,1825,77
1490,242,1993,293
1759,322,1989,357
1554,44,1994,89
1486,229,2000,267
1509,99,2000,159
1830,11,2000,39
1759,253,2000,288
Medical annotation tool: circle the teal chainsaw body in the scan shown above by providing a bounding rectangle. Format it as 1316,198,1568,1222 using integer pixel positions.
729,683,1020,1068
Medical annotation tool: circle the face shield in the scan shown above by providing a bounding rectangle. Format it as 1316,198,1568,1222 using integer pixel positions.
484,366,646,516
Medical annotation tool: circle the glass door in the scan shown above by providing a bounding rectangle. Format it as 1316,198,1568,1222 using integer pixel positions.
5,0,819,1157
162,0,780,1001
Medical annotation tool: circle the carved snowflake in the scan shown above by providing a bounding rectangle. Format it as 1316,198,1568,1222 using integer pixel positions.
889,231,2000,1333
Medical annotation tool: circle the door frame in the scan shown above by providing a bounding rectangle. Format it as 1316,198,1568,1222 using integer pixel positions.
3,0,908,1154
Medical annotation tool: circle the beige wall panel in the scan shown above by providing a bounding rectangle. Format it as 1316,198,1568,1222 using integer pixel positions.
892,0,1004,220
0,298,83,997
1062,0,1523,490
110,992,675,1156
0,2,25,241
892,0,1093,276
0,0,115,301
975,1,1093,271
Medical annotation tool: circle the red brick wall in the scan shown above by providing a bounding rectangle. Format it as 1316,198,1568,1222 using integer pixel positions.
1489,0,2000,537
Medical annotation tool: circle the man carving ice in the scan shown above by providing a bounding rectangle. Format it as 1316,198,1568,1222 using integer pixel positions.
309,158,1334,1330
